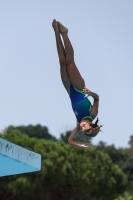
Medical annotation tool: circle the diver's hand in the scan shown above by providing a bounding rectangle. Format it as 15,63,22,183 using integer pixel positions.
83,87,91,98
81,143,92,148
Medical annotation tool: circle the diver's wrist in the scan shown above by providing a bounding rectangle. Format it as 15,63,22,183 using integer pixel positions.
90,92,99,100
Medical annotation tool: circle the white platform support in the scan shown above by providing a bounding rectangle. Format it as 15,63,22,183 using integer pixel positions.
0,138,41,176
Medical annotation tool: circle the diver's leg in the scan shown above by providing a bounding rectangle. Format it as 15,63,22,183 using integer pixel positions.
57,21,85,91
52,20,70,93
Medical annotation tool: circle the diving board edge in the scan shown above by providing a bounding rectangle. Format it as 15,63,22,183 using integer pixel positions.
0,138,41,170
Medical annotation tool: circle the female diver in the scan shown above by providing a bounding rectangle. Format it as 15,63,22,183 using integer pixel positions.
52,19,102,148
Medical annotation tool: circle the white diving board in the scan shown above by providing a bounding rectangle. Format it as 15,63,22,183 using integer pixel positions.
0,138,41,176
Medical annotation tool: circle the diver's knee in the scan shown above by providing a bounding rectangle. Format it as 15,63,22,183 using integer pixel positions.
66,62,75,72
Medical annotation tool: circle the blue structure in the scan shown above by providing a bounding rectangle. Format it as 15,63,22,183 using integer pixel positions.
0,138,41,176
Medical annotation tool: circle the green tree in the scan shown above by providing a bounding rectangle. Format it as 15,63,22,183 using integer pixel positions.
114,192,133,200
121,148,133,193
6,124,57,141
97,142,133,195
0,132,127,200
60,130,71,143
128,134,133,147
97,141,107,149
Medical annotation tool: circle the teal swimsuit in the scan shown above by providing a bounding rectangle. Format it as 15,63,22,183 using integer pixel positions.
69,84,94,123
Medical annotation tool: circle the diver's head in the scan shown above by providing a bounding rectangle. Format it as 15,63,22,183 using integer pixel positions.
80,118,102,137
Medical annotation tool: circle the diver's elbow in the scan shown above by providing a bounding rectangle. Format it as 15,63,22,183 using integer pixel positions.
68,138,75,145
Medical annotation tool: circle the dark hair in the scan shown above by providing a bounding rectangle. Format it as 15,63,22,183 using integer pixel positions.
84,118,102,137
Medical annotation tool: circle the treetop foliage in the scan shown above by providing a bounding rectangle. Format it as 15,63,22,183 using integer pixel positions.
0,128,128,200
6,124,57,141
128,134,133,147
0,125,133,200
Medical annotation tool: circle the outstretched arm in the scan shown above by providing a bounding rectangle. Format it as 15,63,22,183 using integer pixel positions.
68,123,92,148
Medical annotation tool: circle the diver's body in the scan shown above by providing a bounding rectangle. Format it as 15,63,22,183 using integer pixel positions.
52,20,100,148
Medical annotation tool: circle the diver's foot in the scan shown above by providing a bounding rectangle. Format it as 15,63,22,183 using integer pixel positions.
52,19,59,33
57,21,68,34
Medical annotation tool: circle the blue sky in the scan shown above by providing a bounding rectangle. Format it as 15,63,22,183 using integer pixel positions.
0,1,133,148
